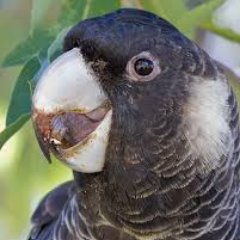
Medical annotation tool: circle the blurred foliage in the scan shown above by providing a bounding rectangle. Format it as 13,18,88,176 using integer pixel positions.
203,21,240,42
0,0,240,239
2,0,240,151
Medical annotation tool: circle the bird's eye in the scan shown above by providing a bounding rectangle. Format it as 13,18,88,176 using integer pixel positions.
134,58,154,76
126,51,160,82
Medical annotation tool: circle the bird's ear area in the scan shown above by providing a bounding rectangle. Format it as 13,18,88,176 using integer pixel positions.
182,75,231,174
125,51,161,83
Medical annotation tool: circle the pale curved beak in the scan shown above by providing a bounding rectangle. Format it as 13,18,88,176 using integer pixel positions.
32,48,112,173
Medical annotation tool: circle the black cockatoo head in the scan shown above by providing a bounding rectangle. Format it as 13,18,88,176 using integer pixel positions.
32,8,230,183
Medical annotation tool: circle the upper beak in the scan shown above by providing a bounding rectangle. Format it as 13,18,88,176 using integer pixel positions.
32,48,112,172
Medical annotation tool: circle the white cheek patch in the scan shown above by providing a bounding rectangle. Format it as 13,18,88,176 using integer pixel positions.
183,76,231,173
33,48,107,113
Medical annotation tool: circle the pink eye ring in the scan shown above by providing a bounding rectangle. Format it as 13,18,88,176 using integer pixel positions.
126,51,161,82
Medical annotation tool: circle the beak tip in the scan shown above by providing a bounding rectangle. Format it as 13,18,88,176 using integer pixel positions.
32,118,52,164
37,135,52,163
43,149,52,164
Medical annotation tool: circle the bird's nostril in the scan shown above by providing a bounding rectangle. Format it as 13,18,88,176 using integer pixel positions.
72,40,80,48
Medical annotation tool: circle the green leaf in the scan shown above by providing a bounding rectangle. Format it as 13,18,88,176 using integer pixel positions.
86,0,121,18
202,21,240,43
2,28,55,67
178,0,224,35
121,0,143,8
141,0,224,38
140,0,188,25
31,0,54,30
59,0,86,27
48,27,71,62
6,57,41,126
0,114,30,150
59,0,121,27
159,0,187,24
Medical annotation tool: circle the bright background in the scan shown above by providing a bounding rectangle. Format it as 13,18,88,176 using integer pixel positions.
0,2,71,239
0,0,239,239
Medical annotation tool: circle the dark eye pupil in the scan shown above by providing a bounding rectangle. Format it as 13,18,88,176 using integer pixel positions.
134,58,154,76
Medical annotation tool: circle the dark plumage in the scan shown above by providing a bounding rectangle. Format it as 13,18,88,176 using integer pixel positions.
29,8,240,240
